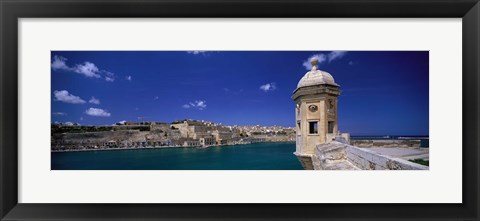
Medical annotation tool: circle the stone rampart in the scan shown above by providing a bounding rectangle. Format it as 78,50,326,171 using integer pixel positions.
345,145,428,170
313,142,358,170
313,141,428,170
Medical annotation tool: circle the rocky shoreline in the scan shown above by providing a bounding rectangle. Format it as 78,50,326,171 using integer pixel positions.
51,140,295,153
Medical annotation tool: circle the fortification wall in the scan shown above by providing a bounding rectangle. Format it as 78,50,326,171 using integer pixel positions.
57,130,148,141
345,146,428,170
312,141,428,170
52,130,158,149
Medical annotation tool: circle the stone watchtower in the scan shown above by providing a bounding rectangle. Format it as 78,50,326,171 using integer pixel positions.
292,58,348,169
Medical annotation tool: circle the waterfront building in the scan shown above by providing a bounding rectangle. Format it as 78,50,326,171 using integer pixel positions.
171,120,216,139
212,129,232,145
199,136,216,147
292,57,349,169
104,140,117,148
168,129,182,140
180,138,201,147
170,121,190,138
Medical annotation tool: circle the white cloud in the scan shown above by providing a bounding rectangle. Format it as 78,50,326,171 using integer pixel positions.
51,55,71,71
56,121,80,126
183,100,207,110
117,120,127,125
54,121,80,126
193,101,207,110
73,62,101,78
302,51,348,70
85,108,111,117
328,51,348,62
187,51,207,55
103,71,115,82
52,112,67,116
259,82,277,92
89,97,100,105
51,55,115,81
53,90,86,104
104,70,114,76
126,75,132,81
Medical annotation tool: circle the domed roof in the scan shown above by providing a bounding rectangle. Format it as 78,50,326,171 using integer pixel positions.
297,67,338,88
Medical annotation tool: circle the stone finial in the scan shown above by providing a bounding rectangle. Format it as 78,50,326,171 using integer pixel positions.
310,57,318,70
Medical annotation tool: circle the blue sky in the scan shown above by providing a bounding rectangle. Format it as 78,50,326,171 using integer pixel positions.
51,51,429,136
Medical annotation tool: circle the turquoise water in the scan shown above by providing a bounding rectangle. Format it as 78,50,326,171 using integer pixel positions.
51,142,303,170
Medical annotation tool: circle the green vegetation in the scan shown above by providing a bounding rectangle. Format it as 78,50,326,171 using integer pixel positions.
409,159,429,166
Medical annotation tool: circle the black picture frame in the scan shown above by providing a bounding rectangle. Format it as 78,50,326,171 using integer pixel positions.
1,0,479,220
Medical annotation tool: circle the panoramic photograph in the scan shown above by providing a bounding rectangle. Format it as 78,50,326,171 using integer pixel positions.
51,51,429,170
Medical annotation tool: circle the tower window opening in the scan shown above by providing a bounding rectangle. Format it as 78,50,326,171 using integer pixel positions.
309,122,318,134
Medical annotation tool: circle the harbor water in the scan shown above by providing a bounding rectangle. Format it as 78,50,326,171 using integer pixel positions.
52,136,429,170
52,142,303,170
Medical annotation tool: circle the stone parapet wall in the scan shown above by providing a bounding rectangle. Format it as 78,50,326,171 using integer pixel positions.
294,153,314,170
346,146,428,170
313,142,358,170
312,141,428,170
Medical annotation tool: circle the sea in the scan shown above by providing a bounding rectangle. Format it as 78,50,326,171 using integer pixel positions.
51,136,428,170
